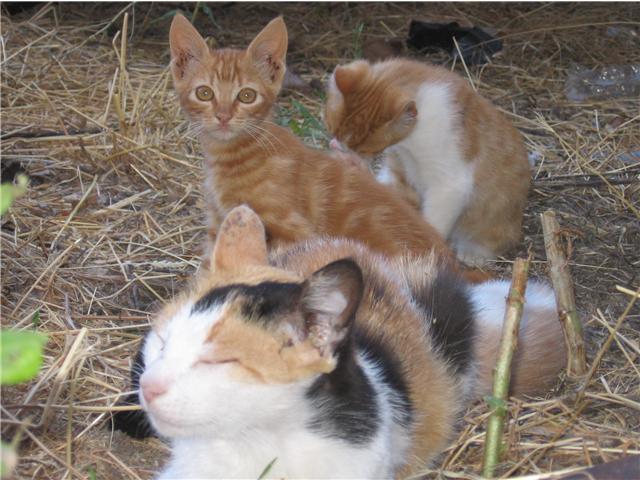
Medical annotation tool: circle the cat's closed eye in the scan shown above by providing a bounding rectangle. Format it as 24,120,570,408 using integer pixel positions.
195,86,214,101
196,357,238,367
237,88,257,104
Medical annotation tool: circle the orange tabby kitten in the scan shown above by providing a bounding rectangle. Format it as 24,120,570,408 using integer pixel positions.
169,15,487,281
325,58,531,265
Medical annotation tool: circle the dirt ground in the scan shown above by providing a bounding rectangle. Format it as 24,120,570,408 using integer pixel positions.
1,2,639,479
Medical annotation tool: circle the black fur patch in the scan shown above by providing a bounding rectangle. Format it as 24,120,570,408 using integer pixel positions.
306,333,380,445
110,341,155,439
192,282,303,322
411,270,475,374
356,331,413,428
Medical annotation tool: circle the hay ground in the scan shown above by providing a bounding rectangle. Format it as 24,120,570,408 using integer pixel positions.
1,2,639,479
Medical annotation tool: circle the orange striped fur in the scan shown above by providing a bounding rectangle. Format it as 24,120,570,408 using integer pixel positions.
169,15,489,283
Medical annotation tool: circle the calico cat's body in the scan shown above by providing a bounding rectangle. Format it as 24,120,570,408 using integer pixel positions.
116,206,566,479
169,15,490,282
325,58,531,264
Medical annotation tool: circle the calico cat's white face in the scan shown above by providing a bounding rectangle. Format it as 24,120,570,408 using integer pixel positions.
138,206,363,440
140,300,309,438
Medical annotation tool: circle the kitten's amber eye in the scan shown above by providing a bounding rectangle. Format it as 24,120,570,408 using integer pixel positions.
237,88,257,104
195,86,214,101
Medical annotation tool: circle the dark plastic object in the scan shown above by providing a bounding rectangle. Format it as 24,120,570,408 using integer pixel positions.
407,20,503,66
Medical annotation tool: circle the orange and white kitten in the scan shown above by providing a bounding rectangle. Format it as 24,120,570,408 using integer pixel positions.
119,206,565,479
169,15,490,281
325,58,531,265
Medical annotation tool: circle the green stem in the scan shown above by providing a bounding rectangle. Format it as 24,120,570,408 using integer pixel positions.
482,258,530,478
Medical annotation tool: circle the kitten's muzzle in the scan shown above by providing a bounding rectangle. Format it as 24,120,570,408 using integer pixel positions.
216,112,232,127
141,376,169,404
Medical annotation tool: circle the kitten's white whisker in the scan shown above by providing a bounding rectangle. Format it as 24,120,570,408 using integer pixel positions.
246,121,287,153
244,125,275,156
244,123,279,155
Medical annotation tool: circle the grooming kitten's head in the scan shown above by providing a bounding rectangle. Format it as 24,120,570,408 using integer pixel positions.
140,206,363,438
169,14,288,141
325,60,418,156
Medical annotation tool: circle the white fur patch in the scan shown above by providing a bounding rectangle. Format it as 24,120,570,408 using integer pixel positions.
376,162,395,185
469,279,557,329
388,82,474,239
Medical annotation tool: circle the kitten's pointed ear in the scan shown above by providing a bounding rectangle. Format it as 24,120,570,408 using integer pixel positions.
246,17,288,85
210,206,268,271
300,259,364,363
333,61,369,95
169,13,209,82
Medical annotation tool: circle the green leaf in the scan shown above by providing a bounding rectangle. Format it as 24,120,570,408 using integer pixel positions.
0,175,28,216
201,3,221,30
31,310,41,327
0,330,47,385
288,119,303,137
257,457,277,480
148,9,181,26
87,466,97,480
291,99,325,132
352,22,365,59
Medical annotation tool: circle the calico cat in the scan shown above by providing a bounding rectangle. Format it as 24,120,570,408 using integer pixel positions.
114,206,565,479
168,14,489,282
325,58,531,265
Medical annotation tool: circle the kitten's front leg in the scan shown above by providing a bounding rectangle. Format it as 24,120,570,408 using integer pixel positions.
421,183,471,240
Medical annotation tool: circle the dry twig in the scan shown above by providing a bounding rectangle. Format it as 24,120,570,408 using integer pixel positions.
540,210,587,377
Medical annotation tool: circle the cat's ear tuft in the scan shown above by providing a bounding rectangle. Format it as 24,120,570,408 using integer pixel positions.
210,205,268,271
333,61,369,95
402,100,418,122
247,17,288,85
169,13,209,82
300,259,364,361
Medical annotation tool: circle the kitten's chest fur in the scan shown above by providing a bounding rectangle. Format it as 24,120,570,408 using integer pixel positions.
387,81,474,196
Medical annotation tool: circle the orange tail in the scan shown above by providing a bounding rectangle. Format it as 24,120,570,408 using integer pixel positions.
469,280,567,397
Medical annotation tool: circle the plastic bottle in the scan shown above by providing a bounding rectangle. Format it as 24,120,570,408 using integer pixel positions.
564,64,640,102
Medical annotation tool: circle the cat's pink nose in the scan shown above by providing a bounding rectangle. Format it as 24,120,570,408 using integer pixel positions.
141,377,168,404
216,113,232,126
329,138,342,150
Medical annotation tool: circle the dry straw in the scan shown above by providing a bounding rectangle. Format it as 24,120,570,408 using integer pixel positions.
1,3,638,479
